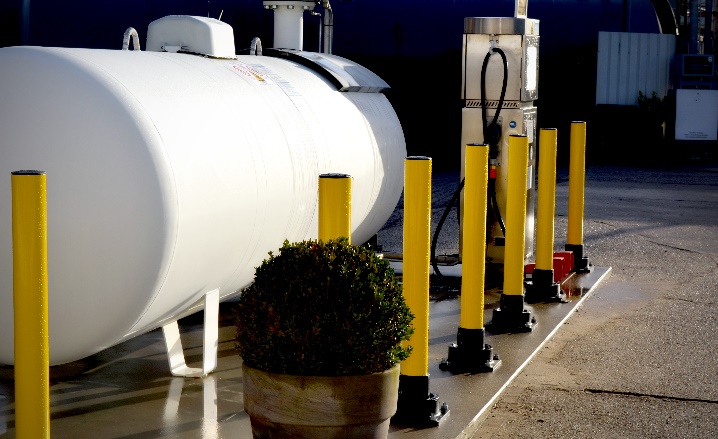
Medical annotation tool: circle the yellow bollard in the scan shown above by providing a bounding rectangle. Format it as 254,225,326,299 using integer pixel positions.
318,173,352,244
460,144,489,330
395,156,448,427
440,145,500,373
567,122,586,247
566,121,591,272
535,129,558,272
12,170,50,439
489,135,535,333
401,158,431,378
503,134,529,297
526,129,566,303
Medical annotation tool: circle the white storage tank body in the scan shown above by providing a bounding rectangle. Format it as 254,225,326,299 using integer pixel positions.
0,17,405,366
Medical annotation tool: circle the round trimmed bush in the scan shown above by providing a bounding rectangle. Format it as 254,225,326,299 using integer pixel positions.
235,238,414,376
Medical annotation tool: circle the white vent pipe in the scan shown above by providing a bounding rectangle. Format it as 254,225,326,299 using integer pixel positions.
322,0,333,54
263,1,314,50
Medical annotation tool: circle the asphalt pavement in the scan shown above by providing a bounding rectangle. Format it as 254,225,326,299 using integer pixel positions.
377,161,718,439
470,162,718,438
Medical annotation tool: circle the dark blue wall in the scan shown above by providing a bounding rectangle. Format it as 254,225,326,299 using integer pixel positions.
0,0,661,167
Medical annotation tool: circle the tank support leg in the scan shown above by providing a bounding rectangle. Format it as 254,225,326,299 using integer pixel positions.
162,288,220,377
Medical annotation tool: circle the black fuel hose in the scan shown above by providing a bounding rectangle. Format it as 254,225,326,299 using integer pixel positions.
430,178,464,277
482,47,509,238
489,180,506,236
481,48,508,142
431,46,508,278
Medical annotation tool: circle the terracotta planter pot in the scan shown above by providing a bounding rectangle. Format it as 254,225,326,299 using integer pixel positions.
242,363,400,438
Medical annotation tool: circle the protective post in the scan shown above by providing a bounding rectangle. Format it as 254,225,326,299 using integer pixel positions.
489,135,536,333
566,121,591,272
440,144,500,373
318,173,352,243
394,157,449,427
526,129,566,303
460,145,489,330
12,170,50,439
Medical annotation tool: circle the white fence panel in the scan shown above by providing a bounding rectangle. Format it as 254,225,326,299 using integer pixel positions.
596,32,675,105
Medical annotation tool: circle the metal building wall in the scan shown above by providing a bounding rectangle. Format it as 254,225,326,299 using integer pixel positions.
596,31,676,105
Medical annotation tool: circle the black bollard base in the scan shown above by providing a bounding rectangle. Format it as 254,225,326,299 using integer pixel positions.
525,268,567,303
488,294,536,333
393,374,449,427
439,327,501,373
565,244,592,273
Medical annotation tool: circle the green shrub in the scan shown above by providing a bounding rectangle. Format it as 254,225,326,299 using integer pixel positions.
235,238,414,376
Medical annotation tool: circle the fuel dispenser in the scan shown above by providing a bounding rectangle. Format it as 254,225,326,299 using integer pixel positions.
460,16,539,265
438,11,541,373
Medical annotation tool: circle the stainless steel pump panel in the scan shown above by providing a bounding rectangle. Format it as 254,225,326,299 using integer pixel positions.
462,17,539,104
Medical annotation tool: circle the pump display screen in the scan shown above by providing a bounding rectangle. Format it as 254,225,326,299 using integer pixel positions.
682,55,714,77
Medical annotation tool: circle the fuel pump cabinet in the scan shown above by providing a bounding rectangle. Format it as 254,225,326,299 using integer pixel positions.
460,17,540,264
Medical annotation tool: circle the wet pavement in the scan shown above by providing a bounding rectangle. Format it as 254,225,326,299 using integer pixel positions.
1,162,717,438
386,264,611,439
0,268,608,439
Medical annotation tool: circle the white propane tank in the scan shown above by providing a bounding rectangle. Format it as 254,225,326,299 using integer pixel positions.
0,16,405,366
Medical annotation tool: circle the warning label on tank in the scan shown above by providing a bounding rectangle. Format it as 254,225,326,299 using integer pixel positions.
228,63,272,84
227,62,301,97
